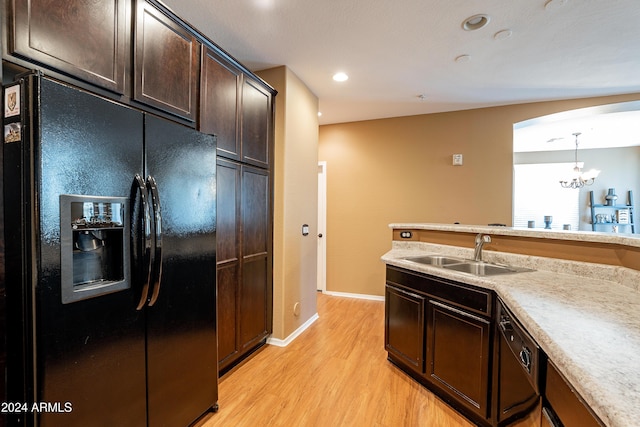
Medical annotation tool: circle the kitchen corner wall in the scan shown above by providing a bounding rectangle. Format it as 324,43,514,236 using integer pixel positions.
319,93,640,297
257,66,319,340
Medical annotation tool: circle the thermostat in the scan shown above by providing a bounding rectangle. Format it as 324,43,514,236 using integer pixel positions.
453,154,463,166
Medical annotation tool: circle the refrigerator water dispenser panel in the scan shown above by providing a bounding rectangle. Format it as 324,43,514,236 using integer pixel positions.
60,195,131,304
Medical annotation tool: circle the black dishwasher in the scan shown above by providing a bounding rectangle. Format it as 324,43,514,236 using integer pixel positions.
494,299,542,425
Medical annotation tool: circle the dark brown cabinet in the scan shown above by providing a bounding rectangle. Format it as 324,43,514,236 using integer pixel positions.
201,43,275,374
239,166,271,349
134,0,200,121
216,158,272,373
216,159,241,367
385,266,494,426
200,55,272,168
200,48,242,159
385,284,425,373
8,0,201,121
9,0,129,93
241,78,272,168
543,360,603,427
427,299,491,419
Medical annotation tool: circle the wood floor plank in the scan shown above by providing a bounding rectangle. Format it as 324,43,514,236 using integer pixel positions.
196,293,538,427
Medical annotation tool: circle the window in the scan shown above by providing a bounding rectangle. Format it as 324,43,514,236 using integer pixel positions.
513,163,579,230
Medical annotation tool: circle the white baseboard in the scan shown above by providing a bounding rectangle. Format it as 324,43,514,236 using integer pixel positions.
323,291,385,301
266,312,320,347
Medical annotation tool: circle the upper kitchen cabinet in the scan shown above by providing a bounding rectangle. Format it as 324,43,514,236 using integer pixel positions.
8,0,129,93
200,47,241,159
241,78,272,168
134,0,200,121
200,50,274,168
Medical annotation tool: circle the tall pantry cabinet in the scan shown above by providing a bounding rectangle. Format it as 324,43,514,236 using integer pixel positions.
200,47,275,373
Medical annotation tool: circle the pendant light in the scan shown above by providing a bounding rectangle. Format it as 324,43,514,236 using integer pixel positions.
559,132,600,189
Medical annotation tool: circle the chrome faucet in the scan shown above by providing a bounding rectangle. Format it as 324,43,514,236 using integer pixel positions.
474,234,491,261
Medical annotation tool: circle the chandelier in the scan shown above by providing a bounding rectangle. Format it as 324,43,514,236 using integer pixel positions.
559,132,600,189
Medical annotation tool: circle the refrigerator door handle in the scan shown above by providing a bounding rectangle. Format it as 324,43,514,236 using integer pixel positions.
134,174,154,310
146,175,163,306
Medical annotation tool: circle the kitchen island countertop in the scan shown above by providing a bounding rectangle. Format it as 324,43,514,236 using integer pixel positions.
382,228,640,427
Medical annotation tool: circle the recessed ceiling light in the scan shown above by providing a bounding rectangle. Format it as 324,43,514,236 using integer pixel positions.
462,14,490,31
455,54,471,63
494,29,513,40
332,72,349,82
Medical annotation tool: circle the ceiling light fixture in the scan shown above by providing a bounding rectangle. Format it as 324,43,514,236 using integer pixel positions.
332,72,349,82
462,14,490,31
559,132,600,189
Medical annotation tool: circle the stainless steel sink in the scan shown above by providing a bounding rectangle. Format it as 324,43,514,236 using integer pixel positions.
443,261,533,276
404,255,534,276
404,255,466,266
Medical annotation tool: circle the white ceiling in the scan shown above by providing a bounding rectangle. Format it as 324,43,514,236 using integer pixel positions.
513,101,640,152
162,0,640,126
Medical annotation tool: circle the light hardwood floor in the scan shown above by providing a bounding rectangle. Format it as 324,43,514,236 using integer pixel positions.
196,292,539,427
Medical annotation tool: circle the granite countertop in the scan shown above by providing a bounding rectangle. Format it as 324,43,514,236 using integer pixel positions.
382,240,640,427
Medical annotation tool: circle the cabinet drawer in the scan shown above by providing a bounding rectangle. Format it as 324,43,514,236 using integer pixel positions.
386,266,492,316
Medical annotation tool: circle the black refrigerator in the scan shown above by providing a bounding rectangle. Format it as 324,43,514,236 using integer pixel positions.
2,73,218,426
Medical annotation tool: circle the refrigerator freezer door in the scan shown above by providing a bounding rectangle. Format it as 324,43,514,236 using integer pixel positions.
144,115,218,426
33,77,147,426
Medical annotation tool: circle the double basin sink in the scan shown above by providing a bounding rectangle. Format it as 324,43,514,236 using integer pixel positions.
404,255,533,276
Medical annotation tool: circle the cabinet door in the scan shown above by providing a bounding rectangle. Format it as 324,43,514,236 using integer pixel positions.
10,0,128,93
385,284,425,373
545,361,603,427
239,166,271,349
427,300,491,419
200,47,241,160
241,78,272,168
134,0,199,121
216,159,241,368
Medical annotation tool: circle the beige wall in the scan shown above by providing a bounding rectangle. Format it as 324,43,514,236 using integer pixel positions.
258,66,319,340
318,93,640,297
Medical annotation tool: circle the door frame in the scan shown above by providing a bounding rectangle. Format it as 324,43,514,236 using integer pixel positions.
317,161,327,292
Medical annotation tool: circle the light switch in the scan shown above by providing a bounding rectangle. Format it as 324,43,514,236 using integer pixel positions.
453,154,463,166
302,224,309,236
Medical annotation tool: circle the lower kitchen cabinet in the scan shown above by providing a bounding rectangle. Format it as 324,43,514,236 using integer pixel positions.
216,158,273,374
543,360,603,427
385,284,425,373
385,266,494,426
427,299,491,420
385,265,607,427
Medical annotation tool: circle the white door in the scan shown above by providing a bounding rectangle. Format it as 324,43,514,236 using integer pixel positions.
317,161,327,292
